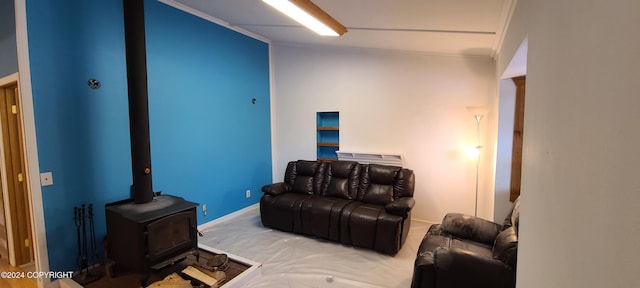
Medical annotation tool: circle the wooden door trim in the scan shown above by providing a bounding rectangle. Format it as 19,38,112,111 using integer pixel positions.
0,74,20,266
510,76,526,201
1,82,33,265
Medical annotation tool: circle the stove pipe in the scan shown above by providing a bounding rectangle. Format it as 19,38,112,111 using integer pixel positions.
123,0,153,204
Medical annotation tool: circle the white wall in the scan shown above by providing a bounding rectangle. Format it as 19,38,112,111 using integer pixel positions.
493,79,515,221
494,36,528,221
500,0,640,287
272,44,496,222
493,0,527,224
496,0,527,80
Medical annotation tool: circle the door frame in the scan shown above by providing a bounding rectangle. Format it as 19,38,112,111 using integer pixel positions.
0,74,36,267
0,72,43,270
0,73,19,265
13,1,51,287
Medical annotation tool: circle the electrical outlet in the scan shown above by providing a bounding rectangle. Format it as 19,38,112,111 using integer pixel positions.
202,204,207,216
40,172,54,186
245,189,251,198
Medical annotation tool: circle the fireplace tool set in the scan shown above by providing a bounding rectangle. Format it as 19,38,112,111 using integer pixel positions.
72,204,102,284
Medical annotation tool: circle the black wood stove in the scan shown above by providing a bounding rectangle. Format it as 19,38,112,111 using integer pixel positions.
105,0,198,278
105,195,198,274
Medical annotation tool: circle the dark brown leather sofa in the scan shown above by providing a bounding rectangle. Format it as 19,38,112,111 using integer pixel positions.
260,160,415,255
411,197,520,288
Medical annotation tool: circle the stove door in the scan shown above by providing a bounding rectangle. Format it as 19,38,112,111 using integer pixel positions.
146,210,196,263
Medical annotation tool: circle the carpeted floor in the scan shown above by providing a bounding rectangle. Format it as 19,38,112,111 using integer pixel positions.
198,206,431,288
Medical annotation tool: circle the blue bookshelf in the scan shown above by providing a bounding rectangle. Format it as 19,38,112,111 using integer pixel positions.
317,112,339,161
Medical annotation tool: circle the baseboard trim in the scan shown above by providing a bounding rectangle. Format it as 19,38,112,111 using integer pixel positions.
412,218,438,226
48,278,83,288
197,203,259,231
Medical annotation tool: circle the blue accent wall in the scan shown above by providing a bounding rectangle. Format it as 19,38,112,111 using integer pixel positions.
25,0,271,272
145,0,271,220
0,0,18,78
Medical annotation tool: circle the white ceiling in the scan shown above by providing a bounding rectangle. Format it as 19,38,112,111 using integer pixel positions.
165,0,514,57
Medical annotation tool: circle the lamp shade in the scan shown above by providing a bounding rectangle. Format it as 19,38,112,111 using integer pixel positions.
465,145,481,160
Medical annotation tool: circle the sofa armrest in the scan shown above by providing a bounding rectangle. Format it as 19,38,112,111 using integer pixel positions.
441,213,501,245
411,248,436,288
261,182,291,196
385,197,415,218
432,247,515,288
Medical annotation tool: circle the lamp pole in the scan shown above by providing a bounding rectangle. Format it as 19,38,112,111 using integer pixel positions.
474,115,483,217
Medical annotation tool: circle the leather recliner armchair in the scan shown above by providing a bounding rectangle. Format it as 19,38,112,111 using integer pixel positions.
411,197,520,288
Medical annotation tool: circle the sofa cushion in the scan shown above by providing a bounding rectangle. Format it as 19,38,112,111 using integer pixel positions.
441,213,502,246
361,183,394,205
284,161,297,185
359,164,400,205
325,178,349,198
260,193,312,232
375,212,404,254
291,160,322,195
394,168,415,199
369,164,398,185
300,196,353,241
492,226,518,268
419,224,493,258
348,204,382,249
502,196,520,230
297,160,320,175
292,176,314,195
322,161,359,199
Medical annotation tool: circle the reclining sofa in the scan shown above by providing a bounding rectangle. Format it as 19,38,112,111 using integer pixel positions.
411,197,520,288
260,160,416,255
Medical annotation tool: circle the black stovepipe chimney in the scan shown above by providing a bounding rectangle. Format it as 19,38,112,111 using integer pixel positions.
123,0,153,204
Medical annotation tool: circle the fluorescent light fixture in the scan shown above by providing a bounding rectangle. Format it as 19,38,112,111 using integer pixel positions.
262,0,347,36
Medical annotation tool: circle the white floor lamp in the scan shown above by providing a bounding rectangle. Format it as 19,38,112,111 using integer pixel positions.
465,113,483,217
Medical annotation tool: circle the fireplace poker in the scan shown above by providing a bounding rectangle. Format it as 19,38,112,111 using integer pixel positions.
72,204,102,285
74,207,82,271
88,204,99,265
81,204,88,273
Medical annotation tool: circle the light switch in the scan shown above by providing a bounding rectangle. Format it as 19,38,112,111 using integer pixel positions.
40,172,53,186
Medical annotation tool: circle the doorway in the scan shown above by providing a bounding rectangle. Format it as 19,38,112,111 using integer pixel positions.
493,38,528,221
0,75,34,267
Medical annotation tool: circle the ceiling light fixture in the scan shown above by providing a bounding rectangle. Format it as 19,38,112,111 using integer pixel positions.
262,0,347,36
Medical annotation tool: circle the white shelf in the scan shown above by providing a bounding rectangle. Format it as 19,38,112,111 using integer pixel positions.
336,151,404,166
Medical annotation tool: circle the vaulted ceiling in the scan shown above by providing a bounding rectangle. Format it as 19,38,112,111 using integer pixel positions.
165,0,514,57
